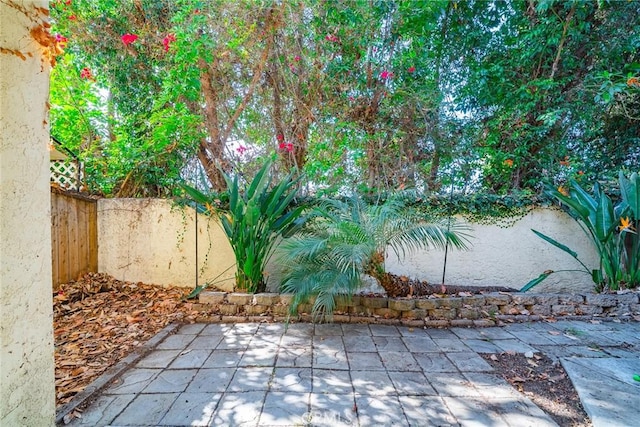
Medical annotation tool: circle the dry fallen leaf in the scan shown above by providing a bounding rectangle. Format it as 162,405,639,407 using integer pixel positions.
53,273,201,406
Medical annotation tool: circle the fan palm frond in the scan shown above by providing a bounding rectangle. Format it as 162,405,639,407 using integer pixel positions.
278,191,471,319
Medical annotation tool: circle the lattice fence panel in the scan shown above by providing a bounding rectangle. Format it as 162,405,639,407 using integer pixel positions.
50,160,83,190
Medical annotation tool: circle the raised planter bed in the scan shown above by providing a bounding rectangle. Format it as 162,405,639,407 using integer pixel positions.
197,290,640,326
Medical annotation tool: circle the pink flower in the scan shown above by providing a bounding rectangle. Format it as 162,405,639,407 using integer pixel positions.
80,67,93,79
236,145,247,155
121,33,138,45
69,14,77,21
276,134,285,142
348,96,355,101
278,142,294,152
162,34,176,52
294,55,301,61
408,66,416,73
325,34,339,43
55,34,68,48
380,70,393,80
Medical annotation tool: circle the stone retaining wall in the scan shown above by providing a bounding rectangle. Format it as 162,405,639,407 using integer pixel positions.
197,291,640,326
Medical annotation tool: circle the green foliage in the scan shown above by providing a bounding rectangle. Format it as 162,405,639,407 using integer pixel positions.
182,158,304,293
524,172,640,292
49,1,639,199
278,192,470,320
412,192,548,228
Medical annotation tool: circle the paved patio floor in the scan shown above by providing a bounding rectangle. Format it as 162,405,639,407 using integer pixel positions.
56,320,640,426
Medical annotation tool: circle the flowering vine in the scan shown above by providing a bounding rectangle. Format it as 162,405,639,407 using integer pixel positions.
80,67,93,79
162,34,176,52
121,33,138,45
380,70,393,80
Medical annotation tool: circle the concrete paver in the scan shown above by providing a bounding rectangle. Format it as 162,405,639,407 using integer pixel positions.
311,368,352,394
259,392,311,426
379,350,421,371
347,351,385,370
388,371,437,396
210,391,265,426
270,367,312,393
185,368,235,393
413,352,458,372
446,351,494,372
400,395,458,426
355,394,408,425
561,357,640,427
112,393,180,425
343,335,376,351
308,392,357,426
275,346,312,367
401,336,439,352
373,336,408,351
158,392,220,426
58,320,640,426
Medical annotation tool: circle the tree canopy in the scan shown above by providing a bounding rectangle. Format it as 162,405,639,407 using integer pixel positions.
50,0,639,197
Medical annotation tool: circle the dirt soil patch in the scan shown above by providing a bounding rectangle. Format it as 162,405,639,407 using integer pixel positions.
55,273,588,426
481,352,591,427
377,272,519,297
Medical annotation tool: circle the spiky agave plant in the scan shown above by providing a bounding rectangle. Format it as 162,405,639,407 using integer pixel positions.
277,192,470,320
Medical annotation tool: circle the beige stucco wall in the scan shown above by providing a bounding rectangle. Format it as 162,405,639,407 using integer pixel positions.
98,199,236,291
0,2,56,425
387,208,600,293
99,202,600,295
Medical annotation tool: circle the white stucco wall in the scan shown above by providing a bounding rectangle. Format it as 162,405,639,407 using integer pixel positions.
98,199,236,291
0,2,56,425
99,202,600,294
387,208,600,293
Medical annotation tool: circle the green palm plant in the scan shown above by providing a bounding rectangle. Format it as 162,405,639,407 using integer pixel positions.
524,171,639,292
278,193,471,319
182,158,304,293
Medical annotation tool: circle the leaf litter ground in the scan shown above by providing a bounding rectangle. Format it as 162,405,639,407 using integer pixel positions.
55,273,590,426
54,273,202,406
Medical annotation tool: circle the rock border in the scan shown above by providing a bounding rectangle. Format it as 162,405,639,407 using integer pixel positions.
196,291,640,326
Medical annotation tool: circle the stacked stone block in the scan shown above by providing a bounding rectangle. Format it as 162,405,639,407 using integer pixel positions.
197,290,640,326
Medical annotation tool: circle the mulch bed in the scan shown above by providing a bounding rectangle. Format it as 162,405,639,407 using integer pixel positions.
53,273,202,406
481,352,591,427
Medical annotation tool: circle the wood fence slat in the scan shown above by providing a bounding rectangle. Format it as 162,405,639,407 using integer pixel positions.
77,199,87,277
67,196,79,282
51,192,60,289
88,202,98,272
51,190,98,289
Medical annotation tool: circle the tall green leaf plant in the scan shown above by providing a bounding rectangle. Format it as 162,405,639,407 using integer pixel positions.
523,172,640,292
182,159,304,293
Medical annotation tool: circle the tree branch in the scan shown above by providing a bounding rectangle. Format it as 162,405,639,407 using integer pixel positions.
550,5,576,80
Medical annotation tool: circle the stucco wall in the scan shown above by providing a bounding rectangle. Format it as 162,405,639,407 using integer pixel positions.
386,208,600,293
0,2,56,425
98,199,236,291
98,202,600,294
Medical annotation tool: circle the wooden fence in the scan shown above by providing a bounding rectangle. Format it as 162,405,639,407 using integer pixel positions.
51,189,98,289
